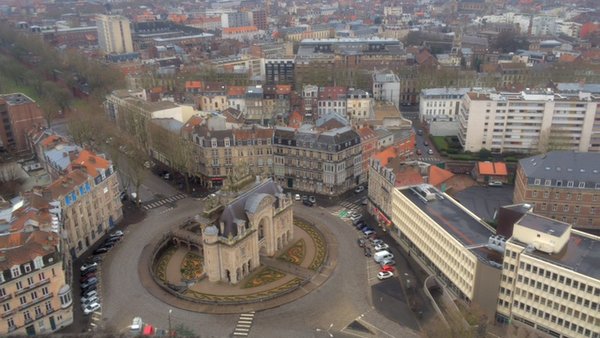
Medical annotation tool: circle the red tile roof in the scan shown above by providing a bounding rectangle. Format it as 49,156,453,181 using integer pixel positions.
227,85,246,97
185,81,203,89
429,165,455,187
477,161,508,176
68,150,111,177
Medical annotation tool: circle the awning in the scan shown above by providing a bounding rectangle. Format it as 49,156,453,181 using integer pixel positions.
210,177,224,181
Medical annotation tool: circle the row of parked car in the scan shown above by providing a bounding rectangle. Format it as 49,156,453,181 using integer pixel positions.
352,216,397,281
79,230,124,315
294,194,316,207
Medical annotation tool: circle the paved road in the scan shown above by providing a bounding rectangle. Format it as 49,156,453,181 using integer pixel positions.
99,186,420,337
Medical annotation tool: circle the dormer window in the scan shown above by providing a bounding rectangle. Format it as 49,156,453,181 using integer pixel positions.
24,264,31,273
224,138,230,147
578,182,585,189
211,138,217,148
544,179,551,186
534,179,541,185
33,256,44,270
11,266,21,278
567,181,574,188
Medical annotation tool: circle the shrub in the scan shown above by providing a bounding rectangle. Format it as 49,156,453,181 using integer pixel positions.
431,136,449,152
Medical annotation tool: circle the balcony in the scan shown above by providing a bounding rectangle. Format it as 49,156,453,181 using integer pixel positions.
0,293,12,303
14,278,51,296
1,307,17,318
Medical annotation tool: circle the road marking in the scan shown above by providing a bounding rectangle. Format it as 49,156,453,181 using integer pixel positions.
233,313,256,337
233,333,248,336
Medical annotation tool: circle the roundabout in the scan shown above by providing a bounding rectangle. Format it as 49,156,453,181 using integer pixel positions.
144,217,334,312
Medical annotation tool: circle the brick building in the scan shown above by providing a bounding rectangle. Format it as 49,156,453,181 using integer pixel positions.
0,93,45,154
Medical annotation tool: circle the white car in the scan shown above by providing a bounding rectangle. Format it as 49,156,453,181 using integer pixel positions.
374,243,389,251
355,186,365,193
80,262,98,272
363,229,375,237
377,271,394,280
294,194,301,201
110,230,124,238
350,213,363,222
81,296,99,310
371,239,384,246
83,302,101,315
488,180,503,187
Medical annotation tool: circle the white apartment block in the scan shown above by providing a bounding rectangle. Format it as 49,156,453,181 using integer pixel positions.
96,14,133,54
419,87,469,122
346,89,374,120
458,89,600,154
373,71,400,108
496,213,600,338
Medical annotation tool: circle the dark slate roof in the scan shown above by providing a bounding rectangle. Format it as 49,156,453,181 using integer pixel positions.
274,126,361,152
519,151,600,186
218,180,282,238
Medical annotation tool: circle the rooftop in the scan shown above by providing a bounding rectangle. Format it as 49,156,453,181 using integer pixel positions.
512,228,600,280
477,161,507,176
402,185,495,260
519,151,600,184
0,93,35,105
518,212,569,238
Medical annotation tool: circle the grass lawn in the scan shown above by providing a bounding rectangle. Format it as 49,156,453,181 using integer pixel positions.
0,75,40,101
431,136,449,152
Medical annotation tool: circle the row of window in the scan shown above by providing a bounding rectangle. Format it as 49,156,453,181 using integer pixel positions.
516,275,599,311
533,178,600,189
5,300,53,329
511,300,598,337
513,287,598,324
531,190,599,202
7,257,45,280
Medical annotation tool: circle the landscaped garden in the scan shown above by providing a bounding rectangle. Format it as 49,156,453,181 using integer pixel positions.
243,267,286,289
278,239,306,265
180,252,203,281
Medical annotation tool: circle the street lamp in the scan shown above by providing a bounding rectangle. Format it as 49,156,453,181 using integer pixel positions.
168,309,172,337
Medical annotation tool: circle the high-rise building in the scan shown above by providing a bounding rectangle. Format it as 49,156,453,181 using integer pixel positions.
96,14,133,54
458,89,600,153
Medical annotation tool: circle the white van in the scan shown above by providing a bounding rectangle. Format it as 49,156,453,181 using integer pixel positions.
373,250,394,263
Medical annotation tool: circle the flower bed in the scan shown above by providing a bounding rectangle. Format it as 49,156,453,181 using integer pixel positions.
278,239,305,265
243,267,285,289
180,252,203,281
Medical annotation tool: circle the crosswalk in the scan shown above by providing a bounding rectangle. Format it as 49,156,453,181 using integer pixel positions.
233,312,255,336
417,156,442,163
332,200,364,218
89,310,102,330
142,193,186,210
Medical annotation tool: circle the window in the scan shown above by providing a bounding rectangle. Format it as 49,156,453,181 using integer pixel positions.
7,318,15,329
41,287,49,296
567,181,574,187
33,256,44,270
10,266,20,278
27,276,34,285
577,193,582,201
23,310,31,322
2,303,10,311
534,179,541,185
19,295,27,305
563,205,569,212
544,191,549,198
16,281,22,290
555,192,560,199
24,264,31,273
532,191,538,198
545,179,551,186
575,206,580,213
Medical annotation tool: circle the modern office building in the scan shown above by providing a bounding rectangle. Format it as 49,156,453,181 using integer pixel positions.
513,151,600,231
458,89,600,153
273,125,362,196
419,87,470,122
96,14,133,54
496,213,600,338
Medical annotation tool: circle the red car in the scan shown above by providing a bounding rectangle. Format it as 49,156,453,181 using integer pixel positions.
380,265,395,273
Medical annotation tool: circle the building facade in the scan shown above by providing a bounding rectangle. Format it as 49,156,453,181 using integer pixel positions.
496,213,600,338
513,152,600,231
373,71,401,108
0,93,45,154
458,89,600,153
0,231,73,335
419,88,469,122
202,180,293,284
347,89,374,120
96,14,133,54
273,126,362,196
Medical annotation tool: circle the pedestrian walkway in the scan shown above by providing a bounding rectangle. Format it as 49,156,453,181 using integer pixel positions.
260,256,314,280
332,200,364,218
232,312,255,336
417,156,441,163
142,193,186,210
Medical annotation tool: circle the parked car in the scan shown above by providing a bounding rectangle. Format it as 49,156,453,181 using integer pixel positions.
308,195,316,204
86,255,103,264
417,129,423,135
371,238,383,246
357,238,366,247
81,290,97,301
130,317,143,333
81,285,97,295
427,149,434,155
374,243,390,251
80,273,96,283
416,149,422,155
302,195,308,201
488,180,503,187
380,258,396,266
350,213,363,223
363,229,375,237
81,278,98,289
93,247,109,255
81,296,99,309
294,194,301,201
355,220,366,229
423,141,429,146
81,262,98,272
380,265,395,273
361,226,374,233
110,230,124,238
361,198,368,205
83,302,101,315
377,271,394,280
354,186,365,193
302,199,314,207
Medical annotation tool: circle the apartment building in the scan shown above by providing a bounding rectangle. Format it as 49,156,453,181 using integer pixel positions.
0,231,73,335
419,88,469,122
513,151,600,231
458,89,600,153
262,58,295,85
346,89,374,120
43,149,123,258
317,87,348,117
372,70,400,108
496,213,600,338
273,126,362,196
0,93,45,154
191,116,273,188
96,14,133,54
